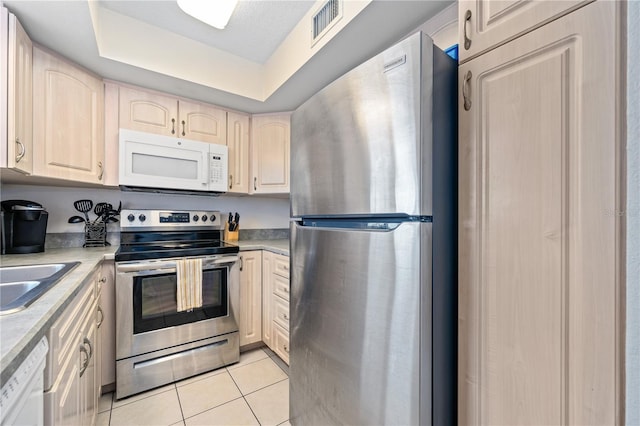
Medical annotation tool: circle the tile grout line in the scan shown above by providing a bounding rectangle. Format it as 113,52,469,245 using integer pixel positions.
226,367,262,425
173,383,187,423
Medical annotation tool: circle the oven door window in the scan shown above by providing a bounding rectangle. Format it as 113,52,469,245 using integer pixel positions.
132,267,228,334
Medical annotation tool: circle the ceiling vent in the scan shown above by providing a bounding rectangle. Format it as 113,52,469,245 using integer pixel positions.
311,0,342,46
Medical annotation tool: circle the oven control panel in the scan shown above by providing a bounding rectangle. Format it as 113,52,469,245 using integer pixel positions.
121,210,224,230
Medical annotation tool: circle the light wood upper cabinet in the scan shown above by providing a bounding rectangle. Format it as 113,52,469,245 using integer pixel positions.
239,250,262,347
227,112,250,193
32,47,104,183
250,113,290,194
458,2,622,425
179,100,226,144
458,0,592,63
118,86,177,137
119,86,227,144
3,9,32,174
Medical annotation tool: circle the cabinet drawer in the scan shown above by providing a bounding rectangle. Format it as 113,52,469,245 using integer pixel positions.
272,273,290,302
273,254,289,278
273,322,289,365
272,295,289,332
45,268,98,390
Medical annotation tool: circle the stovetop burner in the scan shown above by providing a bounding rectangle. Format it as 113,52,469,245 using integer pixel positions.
115,209,239,262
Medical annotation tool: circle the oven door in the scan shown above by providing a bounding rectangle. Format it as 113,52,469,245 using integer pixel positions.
116,255,239,360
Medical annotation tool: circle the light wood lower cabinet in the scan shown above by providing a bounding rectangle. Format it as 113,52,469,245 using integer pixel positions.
239,251,262,347
458,2,622,424
99,260,115,389
44,267,102,426
262,251,290,365
32,46,105,183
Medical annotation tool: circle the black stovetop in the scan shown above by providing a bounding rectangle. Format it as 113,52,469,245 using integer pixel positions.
115,230,239,262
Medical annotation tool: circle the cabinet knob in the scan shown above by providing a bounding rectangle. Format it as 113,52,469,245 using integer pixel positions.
284,344,289,353
283,314,289,321
15,138,26,163
464,10,472,50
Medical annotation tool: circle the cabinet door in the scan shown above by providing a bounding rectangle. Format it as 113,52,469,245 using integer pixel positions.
250,114,290,194
119,86,178,137
6,12,32,174
239,251,263,347
262,251,274,348
458,2,621,425
179,100,227,144
99,261,115,387
44,347,81,426
458,0,592,63
79,309,98,426
32,47,105,183
227,112,250,193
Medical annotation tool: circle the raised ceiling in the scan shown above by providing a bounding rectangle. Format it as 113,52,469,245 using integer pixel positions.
3,0,453,113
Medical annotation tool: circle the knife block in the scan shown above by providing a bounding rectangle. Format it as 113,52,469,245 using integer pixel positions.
224,223,239,241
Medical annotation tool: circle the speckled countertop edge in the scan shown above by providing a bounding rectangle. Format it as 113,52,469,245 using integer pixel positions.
0,247,116,385
230,239,290,256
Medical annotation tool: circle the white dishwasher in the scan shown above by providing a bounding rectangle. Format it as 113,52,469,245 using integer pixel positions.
0,336,48,426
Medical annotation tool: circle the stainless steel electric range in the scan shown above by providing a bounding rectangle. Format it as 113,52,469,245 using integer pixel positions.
114,209,240,399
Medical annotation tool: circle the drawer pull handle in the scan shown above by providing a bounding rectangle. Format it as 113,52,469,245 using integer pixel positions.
229,175,233,189
84,337,93,359
79,345,89,377
97,306,104,328
15,138,26,163
463,71,473,111
463,10,472,50
181,120,186,136
254,177,257,191
98,161,104,180
171,118,176,134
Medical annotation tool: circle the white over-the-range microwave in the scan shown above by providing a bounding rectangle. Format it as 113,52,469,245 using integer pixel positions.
119,129,228,195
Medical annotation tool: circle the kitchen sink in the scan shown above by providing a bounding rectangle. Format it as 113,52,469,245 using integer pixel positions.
0,262,80,315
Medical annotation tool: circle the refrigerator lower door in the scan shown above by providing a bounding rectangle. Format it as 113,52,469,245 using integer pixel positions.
290,221,432,425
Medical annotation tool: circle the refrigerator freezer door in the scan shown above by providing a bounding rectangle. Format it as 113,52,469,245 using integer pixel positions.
289,221,433,425
291,32,434,218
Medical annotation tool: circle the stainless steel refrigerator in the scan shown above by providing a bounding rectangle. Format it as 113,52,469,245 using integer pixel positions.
289,32,457,425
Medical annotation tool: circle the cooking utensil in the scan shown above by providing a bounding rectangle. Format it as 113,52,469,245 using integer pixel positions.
93,202,111,223
68,216,86,224
233,212,240,230
73,200,93,223
228,212,233,228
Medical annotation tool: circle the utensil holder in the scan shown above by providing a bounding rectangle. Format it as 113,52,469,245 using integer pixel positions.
224,223,239,242
84,222,109,247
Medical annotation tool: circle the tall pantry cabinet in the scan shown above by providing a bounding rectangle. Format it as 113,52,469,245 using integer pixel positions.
458,1,623,425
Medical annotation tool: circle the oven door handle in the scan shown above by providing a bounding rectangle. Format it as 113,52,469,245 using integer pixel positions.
116,256,239,273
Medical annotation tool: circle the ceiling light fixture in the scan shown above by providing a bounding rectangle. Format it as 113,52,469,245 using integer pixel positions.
176,0,239,30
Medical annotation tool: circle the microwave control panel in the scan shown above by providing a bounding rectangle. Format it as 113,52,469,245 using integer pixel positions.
208,148,228,192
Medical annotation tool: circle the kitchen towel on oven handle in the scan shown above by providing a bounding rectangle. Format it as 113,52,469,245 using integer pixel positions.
176,258,203,312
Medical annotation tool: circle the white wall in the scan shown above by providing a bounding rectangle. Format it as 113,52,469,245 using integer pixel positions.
627,2,640,424
0,184,290,233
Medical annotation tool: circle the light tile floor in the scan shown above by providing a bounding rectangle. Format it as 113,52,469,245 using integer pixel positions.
98,347,291,426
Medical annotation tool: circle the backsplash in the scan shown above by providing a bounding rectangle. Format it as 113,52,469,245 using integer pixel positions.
1,184,290,233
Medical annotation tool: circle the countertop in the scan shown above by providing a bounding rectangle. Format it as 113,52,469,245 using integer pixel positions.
231,239,289,256
0,247,116,385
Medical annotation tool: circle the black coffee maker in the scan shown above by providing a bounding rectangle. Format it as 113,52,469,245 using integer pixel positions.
1,200,49,254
